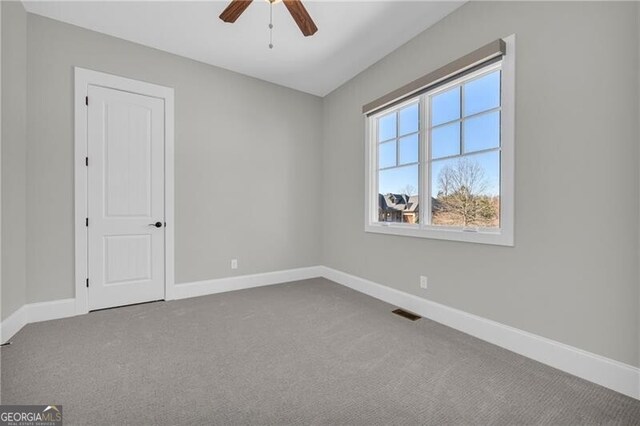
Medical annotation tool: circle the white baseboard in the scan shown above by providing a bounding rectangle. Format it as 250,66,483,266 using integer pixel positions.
1,305,27,344
25,298,77,324
1,298,76,344
172,266,323,300
320,266,640,400
2,265,638,401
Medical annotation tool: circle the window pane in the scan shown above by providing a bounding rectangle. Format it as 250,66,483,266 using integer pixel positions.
379,141,396,169
379,164,418,195
431,123,460,159
398,134,418,165
431,87,460,127
378,112,396,141
378,165,419,224
464,70,500,117
399,103,419,136
463,111,500,153
430,151,500,228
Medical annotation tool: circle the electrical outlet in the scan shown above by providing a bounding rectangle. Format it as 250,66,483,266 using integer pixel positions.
420,275,428,289
231,259,238,270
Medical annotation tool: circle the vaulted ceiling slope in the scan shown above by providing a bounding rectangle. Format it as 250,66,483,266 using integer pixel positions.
23,1,464,96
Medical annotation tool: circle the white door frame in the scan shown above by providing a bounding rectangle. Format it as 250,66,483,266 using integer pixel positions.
74,67,175,315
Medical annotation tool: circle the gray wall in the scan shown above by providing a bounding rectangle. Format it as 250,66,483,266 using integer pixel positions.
1,1,27,320
321,1,640,367
25,14,322,304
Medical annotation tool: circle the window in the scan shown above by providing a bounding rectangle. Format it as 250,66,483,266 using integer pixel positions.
365,36,514,246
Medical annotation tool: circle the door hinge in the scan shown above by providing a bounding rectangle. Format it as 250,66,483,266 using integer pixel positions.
85,96,88,106
86,278,89,288
85,218,89,227
85,157,88,166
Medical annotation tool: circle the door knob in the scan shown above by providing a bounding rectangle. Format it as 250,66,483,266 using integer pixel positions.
149,222,163,228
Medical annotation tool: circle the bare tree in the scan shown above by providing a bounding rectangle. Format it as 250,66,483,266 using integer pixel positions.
434,158,496,227
401,184,417,196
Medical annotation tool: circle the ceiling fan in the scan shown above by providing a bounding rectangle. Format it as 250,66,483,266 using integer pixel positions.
219,0,318,37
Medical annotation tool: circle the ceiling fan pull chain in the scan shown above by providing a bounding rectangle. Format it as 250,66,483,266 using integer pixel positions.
268,0,274,49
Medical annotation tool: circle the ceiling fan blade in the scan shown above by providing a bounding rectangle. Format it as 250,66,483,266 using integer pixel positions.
219,0,253,23
282,0,318,37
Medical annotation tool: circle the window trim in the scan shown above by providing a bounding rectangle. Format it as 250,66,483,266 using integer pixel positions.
364,34,515,246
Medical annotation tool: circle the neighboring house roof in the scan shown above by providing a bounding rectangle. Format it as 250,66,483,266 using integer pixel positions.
378,193,419,213
378,194,443,213
406,195,419,212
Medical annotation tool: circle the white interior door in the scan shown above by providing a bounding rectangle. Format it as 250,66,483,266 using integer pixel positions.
87,85,165,311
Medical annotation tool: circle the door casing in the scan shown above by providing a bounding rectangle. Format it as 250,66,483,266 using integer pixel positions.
74,67,175,315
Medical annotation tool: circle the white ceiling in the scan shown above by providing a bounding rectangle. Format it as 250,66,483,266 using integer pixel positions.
23,1,464,96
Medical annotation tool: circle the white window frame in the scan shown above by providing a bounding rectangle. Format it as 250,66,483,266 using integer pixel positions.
365,35,515,246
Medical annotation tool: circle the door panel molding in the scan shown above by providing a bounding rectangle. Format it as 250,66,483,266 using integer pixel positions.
74,67,175,315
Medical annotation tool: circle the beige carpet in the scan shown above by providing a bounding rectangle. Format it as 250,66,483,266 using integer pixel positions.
2,278,640,425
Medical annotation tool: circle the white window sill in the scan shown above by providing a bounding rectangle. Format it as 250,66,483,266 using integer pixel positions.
365,223,514,247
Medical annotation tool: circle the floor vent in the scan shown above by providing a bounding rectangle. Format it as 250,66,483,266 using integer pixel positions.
392,308,421,321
